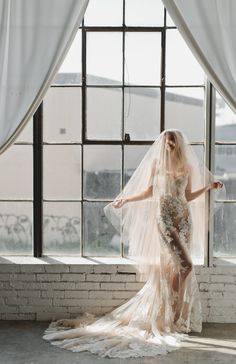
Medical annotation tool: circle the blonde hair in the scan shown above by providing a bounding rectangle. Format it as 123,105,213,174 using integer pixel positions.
163,129,189,175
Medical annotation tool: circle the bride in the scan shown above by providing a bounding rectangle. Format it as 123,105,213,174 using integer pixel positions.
42,129,224,358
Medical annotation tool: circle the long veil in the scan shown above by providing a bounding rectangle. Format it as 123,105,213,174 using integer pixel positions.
104,129,225,276
42,129,226,358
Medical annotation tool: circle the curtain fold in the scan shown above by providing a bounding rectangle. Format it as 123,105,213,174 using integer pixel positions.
0,0,88,153
162,0,236,113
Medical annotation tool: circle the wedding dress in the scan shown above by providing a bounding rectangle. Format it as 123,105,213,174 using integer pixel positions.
42,163,202,358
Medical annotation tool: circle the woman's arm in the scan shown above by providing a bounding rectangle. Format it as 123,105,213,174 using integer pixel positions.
112,184,153,208
185,172,223,202
112,159,157,208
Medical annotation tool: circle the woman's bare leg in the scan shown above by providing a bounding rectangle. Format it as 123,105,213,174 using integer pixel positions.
168,230,193,322
158,225,193,322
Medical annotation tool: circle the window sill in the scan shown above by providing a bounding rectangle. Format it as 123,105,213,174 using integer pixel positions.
0,256,235,266
0,256,135,265
0,255,203,266
213,257,236,266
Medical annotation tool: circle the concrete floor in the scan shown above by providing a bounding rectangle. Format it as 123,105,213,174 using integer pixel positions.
0,321,236,364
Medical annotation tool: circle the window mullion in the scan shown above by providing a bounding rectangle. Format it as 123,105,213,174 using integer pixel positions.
205,80,216,267
81,22,86,256
33,103,43,257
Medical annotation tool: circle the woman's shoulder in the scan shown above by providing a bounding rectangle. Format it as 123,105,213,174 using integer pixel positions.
186,163,193,175
150,158,159,171
151,158,159,168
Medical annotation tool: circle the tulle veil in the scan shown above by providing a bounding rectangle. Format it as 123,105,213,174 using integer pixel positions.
104,129,225,276
42,129,226,357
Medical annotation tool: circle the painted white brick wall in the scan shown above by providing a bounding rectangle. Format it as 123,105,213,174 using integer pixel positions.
0,263,236,322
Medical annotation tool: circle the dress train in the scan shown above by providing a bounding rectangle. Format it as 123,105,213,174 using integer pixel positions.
42,264,202,358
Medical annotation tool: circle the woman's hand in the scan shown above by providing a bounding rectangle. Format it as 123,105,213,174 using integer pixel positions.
210,181,224,190
112,198,127,208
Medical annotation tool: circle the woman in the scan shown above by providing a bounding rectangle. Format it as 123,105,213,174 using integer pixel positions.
43,129,224,358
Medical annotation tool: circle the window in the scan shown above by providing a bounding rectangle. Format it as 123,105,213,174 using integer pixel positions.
213,91,236,257
37,0,205,258
5,0,230,263
0,122,33,255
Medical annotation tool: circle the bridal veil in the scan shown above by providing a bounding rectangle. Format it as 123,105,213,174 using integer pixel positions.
42,129,225,358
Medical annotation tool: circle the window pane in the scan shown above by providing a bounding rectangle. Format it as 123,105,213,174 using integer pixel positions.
125,0,164,26
84,0,123,26
43,87,81,143
87,88,122,140
0,202,33,255
166,30,204,85
124,145,150,185
53,30,82,85
43,202,81,255
165,88,205,142
125,32,161,85
16,118,33,143
83,145,121,199
84,202,120,256
43,145,81,200
124,88,160,140
214,202,236,257
215,145,236,200
0,145,32,199
87,32,122,85
215,91,236,142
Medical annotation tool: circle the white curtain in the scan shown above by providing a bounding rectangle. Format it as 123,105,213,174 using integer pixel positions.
162,0,236,113
0,0,88,153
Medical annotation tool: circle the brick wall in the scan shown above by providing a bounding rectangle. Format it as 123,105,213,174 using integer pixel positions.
0,263,236,322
